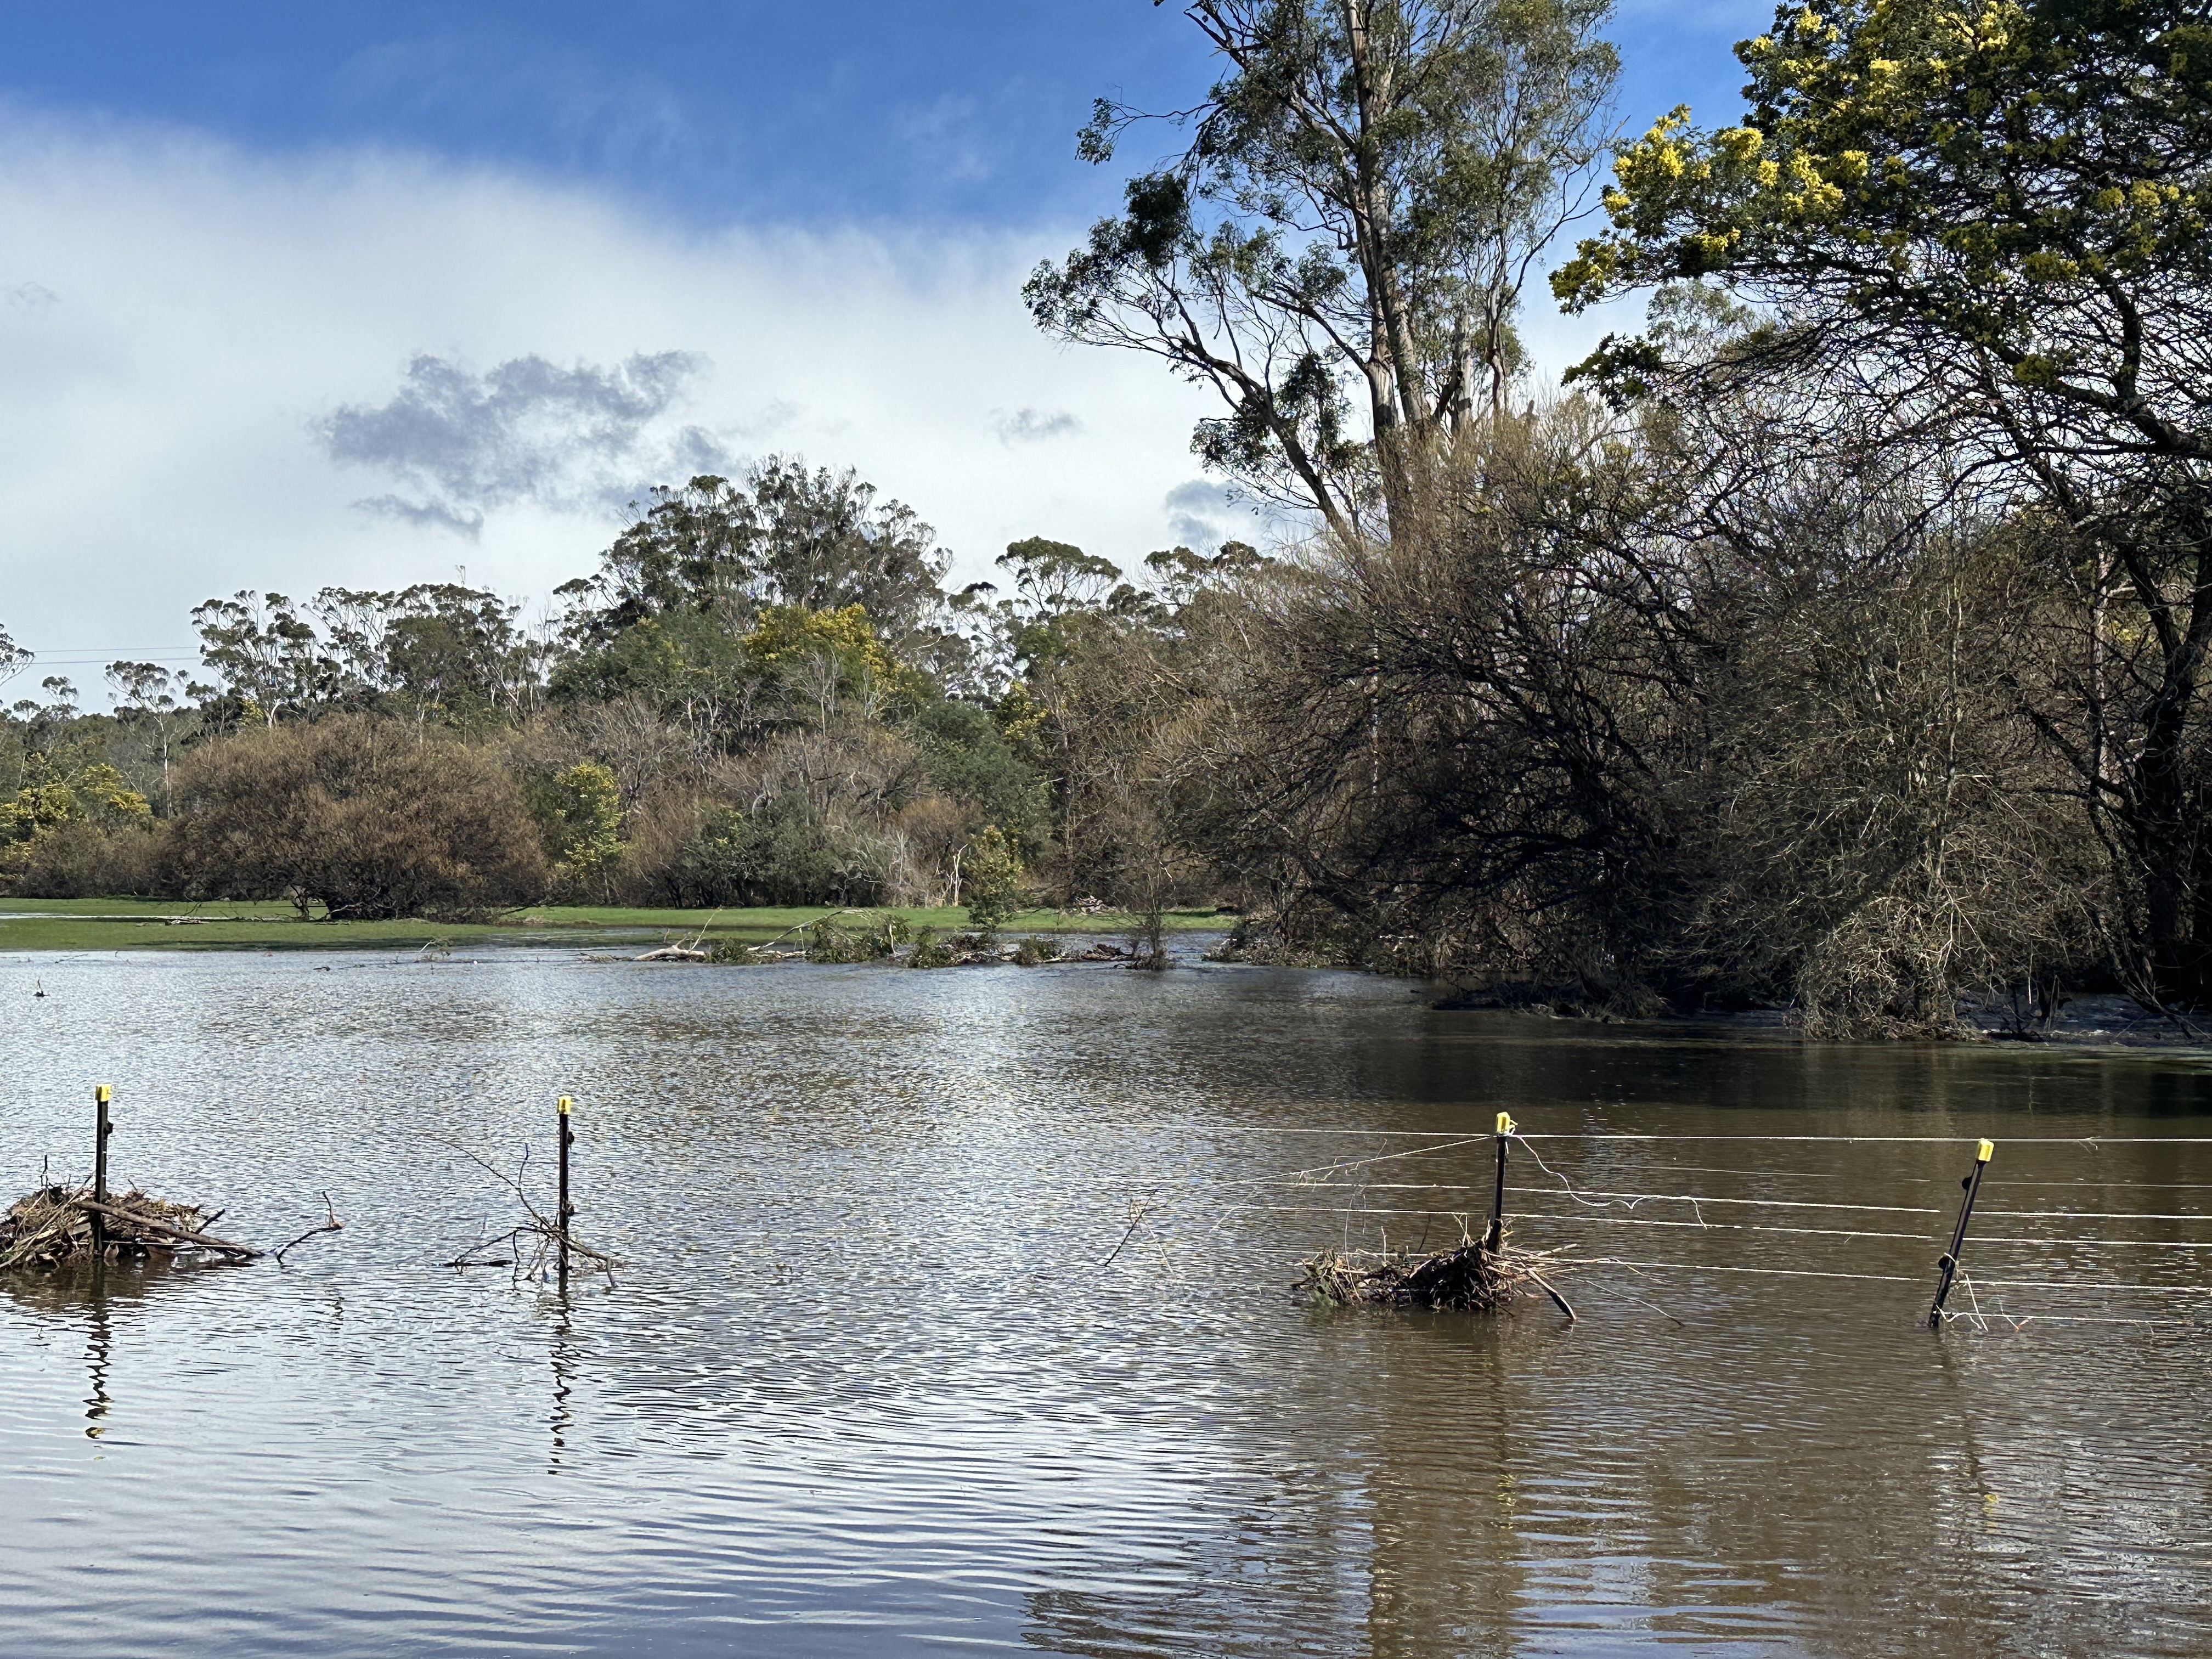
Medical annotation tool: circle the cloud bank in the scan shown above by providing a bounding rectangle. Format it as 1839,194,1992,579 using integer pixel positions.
0,106,1625,668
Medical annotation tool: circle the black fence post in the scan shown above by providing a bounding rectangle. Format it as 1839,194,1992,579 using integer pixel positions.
1485,1113,1515,1252
1928,1138,1994,1328
556,1094,574,1284
92,1085,112,1255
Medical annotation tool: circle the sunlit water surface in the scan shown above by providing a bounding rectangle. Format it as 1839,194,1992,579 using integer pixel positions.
3,949,2210,1657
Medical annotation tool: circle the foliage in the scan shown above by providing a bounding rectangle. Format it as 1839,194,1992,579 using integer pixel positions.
0,755,151,842
805,913,907,962
907,698,1051,855
555,459,956,651
163,717,547,920
1556,0,2212,421
674,794,878,908
8,819,165,900
742,602,931,715
1553,0,2212,1004
904,926,958,968
0,620,29,691
1178,400,2106,1029
529,760,625,898
1029,0,1619,532
961,825,1024,932
191,585,541,732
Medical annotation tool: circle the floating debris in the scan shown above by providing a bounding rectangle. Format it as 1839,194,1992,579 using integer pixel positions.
433,1132,619,1287
0,1184,261,1271
1300,1236,1577,1318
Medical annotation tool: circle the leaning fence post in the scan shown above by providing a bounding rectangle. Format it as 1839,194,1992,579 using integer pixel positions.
556,1095,574,1283
92,1085,113,1255
1928,1138,1994,1328
1485,1113,1516,1252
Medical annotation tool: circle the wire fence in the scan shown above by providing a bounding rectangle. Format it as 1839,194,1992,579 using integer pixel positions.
1142,1122,2212,1331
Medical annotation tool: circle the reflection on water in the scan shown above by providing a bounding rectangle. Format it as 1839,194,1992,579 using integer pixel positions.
2,949,2210,1656
0,1254,229,1440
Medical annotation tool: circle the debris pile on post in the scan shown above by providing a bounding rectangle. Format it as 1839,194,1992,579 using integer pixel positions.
1,1085,334,1273
441,1092,618,1286
1298,1114,1577,1318
1298,1235,1575,1313
1,1184,259,1269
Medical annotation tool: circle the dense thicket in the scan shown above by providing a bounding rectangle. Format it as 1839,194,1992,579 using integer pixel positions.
164,718,546,920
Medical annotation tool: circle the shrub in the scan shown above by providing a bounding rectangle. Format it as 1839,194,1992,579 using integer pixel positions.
675,792,883,907
905,926,957,968
165,716,547,919
804,914,904,962
8,821,166,898
528,759,624,898
962,825,1024,933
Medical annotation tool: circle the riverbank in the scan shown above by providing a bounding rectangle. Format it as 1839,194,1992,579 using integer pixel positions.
0,897,1237,955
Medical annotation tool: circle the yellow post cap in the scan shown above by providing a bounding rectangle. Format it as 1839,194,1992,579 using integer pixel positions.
1496,1112,1516,1135
95,1085,111,1103
558,1096,572,1115
1978,1139,1994,1163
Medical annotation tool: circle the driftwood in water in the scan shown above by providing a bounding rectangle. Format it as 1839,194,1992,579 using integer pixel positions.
1,1185,261,1269
432,1135,620,1286
1300,1236,1577,1319
1,1184,345,1273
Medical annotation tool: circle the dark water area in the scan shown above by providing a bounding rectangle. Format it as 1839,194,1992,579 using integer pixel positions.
2,951,2209,1656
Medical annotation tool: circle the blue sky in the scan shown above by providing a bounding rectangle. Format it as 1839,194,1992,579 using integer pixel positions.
4,2,1765,227
0,1,1774,687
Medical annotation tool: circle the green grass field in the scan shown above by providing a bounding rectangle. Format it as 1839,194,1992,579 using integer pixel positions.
0,896,1237,954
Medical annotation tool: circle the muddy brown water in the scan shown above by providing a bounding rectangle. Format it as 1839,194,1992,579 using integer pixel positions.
2,949,2209,1656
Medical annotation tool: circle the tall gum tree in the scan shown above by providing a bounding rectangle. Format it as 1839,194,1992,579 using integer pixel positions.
1028,0,1618,538
1553,0,2212,1004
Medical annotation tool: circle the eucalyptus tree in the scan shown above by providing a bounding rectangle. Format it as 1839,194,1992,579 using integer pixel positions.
557,459,953,651
0,622,29,692
189,592,335,727
1028,0,1618,535
105,662,191,813
315,584,538,729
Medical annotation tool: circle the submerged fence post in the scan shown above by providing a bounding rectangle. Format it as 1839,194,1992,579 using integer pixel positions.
92,1085,113,1255
556,1095,574,1283
1485,1113,1516,1252
1928,1138,1994,1328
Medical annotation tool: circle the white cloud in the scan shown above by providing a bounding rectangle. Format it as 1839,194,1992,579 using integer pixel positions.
1162,479,1271,551
0,110,1239,669
0,105,1639,684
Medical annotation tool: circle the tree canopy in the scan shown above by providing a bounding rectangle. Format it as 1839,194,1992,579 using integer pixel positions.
1028,0,1618,534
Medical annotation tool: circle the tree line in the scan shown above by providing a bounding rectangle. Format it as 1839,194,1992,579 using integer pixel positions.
6,0,2210,1036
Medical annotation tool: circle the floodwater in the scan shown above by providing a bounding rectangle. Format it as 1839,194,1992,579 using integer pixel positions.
3,950,2210,1657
